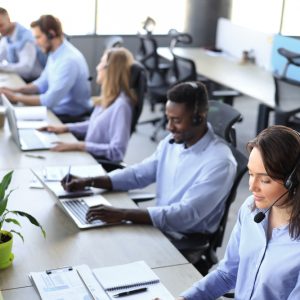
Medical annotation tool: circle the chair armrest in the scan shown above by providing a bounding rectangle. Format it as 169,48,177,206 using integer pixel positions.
94,158,127,172
129,192,156,203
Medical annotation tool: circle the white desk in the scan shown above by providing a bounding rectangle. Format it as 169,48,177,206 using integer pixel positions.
0,72,25,89
158,47,275,107
0,169,188,290
158,47,276,133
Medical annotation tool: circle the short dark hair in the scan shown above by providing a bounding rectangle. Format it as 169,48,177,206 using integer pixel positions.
0,7,8,16
30,15,63,38
247,125,300,239
167,81,208,113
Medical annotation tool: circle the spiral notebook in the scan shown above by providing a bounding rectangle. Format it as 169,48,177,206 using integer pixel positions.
93,261,160,291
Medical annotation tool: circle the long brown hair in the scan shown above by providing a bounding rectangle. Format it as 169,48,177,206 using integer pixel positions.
96,47,137,108
247,125,300,239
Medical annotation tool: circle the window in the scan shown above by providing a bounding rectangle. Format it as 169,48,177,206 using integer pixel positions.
230,0,283,34
1,0,186,35
96,0,186,34
281,0,300,36
1,0,96,35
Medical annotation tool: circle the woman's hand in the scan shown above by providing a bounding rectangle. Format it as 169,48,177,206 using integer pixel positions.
38,125,68,134
50,141,85,152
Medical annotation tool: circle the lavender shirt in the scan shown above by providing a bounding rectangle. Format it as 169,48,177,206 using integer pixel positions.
67,92,133,161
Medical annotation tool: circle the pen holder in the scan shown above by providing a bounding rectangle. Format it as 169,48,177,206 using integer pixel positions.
0,106,5,129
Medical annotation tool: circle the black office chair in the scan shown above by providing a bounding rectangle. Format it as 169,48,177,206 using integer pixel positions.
94,62,147,172
256,48,300,134
207,100,243,147
137,33,172,89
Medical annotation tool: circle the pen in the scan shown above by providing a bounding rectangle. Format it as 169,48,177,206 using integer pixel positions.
66,165,71,183
113,287,148,298
25,154,46,159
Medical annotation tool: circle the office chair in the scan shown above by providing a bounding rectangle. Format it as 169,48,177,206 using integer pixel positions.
137,33,172,90
256,48,300,134
94,62,147,172
207,100,243,147
104,36,124,49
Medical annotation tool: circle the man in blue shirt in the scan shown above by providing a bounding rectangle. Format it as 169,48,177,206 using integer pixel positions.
0,15,91,122
0,7,44,81
63,81,237,239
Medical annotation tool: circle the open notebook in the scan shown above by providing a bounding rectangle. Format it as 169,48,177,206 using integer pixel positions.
29,261,174,300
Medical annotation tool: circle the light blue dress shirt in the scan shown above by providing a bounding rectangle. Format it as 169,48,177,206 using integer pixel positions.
0,23,43,81
67,92,132,161
33,40,91,116
182,196,300,300
109,124,237,237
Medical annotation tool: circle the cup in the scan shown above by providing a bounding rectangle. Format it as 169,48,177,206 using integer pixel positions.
0,106,6,129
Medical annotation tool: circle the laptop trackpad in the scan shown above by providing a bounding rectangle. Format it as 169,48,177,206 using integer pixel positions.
84,195,111,208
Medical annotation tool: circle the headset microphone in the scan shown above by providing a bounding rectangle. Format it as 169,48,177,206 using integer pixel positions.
253,191,289,223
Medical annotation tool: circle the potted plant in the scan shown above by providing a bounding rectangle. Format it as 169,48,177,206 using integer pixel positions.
0,171,45,269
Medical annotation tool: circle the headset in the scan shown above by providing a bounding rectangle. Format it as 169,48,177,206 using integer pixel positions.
37,16,57,40
186,82,202,126
284,155,300,192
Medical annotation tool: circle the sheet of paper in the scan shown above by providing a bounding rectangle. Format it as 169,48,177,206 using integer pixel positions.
15,106,47,121
29,267,94,300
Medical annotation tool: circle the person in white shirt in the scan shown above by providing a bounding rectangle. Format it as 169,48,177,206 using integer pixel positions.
0,7,45,82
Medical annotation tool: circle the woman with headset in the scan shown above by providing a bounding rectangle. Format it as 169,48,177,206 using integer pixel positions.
40,47,137,163
163,125,300,300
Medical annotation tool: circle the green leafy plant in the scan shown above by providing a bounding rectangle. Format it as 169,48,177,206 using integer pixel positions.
0,171,46,243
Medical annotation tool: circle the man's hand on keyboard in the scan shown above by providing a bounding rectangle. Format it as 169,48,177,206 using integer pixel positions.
86,205,126,224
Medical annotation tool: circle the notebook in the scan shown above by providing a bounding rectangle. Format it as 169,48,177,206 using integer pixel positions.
31,165,112,229
29,261,174,300
2,93,58,151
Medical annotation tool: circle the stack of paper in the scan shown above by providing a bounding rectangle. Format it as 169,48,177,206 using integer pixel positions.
15,106,48,129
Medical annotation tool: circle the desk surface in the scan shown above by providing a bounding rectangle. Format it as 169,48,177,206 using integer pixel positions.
1,264,201,299
0,110,96,170
0,169,188,290
0,72,25,89
158,47,275,107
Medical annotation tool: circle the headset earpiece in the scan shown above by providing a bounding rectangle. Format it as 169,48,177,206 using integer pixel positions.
284,155,300,191
186,81,202,126
192,115,202,126
47,32,55,40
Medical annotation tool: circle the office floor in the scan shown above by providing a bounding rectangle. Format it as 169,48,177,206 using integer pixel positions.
124,94,268,260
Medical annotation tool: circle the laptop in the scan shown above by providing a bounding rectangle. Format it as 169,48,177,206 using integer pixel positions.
2,93,58,151
31,165,113,229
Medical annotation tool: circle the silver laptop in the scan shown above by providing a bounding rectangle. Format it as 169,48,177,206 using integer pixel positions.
2,94,58,151
31,166,113,229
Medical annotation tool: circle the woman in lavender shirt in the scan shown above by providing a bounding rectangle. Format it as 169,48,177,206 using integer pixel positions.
41,47,137,162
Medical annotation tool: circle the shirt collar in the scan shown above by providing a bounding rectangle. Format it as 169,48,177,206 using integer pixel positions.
50,39,66,60
183,122,215,152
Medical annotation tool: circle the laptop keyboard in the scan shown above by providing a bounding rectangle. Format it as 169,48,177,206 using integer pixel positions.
63,199,103,225
20,130,46,148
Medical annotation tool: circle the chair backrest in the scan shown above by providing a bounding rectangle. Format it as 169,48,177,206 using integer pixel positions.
104,36,124,49
172,54,197,84
210,145,248,252
274,73,300,109
207,100,243,147
137,34,160,72
130,62,147,134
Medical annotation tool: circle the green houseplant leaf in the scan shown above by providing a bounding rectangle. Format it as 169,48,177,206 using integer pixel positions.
0,171,46,244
